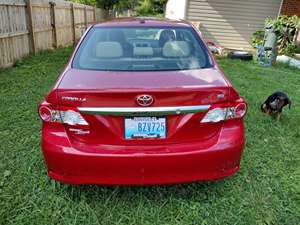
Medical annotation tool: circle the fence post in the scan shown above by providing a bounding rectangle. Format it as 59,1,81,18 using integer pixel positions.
70,3,76,45
93,6,96,23
84,6,88,29
49,2,57,48
25,0,36,54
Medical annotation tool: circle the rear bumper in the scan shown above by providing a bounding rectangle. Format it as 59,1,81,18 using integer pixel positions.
42,120,245,185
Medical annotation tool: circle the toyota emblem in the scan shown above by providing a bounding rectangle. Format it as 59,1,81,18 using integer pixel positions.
136,95,154,107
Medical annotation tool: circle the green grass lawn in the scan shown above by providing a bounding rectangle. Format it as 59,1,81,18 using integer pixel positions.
0,48,299,225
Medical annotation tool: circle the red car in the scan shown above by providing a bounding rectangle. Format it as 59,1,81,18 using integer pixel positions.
38,18,247,185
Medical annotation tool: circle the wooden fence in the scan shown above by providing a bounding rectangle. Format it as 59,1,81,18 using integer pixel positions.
0,0,108,68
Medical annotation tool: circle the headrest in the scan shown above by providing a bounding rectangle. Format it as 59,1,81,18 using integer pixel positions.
159,29,175,46
162,41,191,57
133,47,154,57
96,42,123,58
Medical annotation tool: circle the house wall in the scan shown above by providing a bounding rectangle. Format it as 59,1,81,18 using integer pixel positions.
280,0,300,16
184,0,282,50
165,0,187,20
280,0,300,46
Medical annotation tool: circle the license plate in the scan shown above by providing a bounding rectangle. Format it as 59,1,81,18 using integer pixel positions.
125,117,166,139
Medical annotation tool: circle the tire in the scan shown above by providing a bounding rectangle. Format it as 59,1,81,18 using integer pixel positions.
228,51,253,61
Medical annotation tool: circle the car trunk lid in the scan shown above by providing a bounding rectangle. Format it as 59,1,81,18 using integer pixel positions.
57,68,231,145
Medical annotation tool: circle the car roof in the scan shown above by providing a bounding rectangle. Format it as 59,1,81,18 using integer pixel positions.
93,17,192,28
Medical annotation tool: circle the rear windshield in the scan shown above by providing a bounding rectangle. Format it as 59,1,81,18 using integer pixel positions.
72,27,213,71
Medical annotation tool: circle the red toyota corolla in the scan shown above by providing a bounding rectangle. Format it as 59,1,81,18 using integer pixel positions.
38,18,247,185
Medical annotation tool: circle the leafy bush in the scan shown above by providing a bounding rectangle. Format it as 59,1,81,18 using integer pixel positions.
284,43,298,55
266,15,300,55
296,45,300,54
251,15,300,56
251,30,265,47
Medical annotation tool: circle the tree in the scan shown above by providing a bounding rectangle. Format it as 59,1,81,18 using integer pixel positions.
69,0,121,10
96,0,120,10
136,0,168,16
71,0,97,6
151,0,168,14
115,0,139,11
70,0,168,16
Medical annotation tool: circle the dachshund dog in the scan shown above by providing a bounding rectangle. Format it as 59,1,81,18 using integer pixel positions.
261,91,291,120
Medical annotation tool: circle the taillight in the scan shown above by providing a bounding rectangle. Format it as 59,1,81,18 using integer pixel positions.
38,101,88,126
234,102,247,118
201,101,247,123
38,106,53,122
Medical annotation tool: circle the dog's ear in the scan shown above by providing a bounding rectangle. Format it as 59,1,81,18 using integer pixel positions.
261,103,267,113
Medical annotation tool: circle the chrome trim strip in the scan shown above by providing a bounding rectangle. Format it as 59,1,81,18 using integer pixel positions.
78,105,210,116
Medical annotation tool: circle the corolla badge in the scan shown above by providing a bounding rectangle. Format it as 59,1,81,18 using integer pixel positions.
136,95,154,107
62,96,87,102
